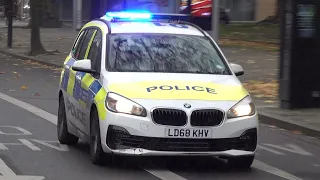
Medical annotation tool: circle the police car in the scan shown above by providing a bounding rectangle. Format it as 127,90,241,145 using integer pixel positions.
57,11,258,169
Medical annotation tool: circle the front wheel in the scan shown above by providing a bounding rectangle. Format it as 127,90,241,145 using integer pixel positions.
90,108,108,165
228,155,254,169
57,96,79,145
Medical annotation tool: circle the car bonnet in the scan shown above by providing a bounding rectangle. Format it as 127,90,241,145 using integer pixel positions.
103,72,248,101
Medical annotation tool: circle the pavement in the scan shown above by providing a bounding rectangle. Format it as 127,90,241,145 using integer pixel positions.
1,54,320,180
0,19,29,28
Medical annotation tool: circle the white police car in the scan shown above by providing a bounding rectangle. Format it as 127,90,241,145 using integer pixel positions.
57,11,258,169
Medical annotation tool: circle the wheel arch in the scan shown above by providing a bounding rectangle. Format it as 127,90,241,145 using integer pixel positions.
89,103,98,128
59,90,64,100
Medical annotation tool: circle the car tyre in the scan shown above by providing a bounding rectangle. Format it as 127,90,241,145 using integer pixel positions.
57,96,79,145
90,108,108,165
228,155,254,169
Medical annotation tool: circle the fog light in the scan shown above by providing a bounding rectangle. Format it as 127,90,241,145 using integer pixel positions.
240,135,251,140
115,130,130,142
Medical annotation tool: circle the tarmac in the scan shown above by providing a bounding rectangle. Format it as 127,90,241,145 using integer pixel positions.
0,21,319,138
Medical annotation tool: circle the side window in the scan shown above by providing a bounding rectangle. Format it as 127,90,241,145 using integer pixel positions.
77,29,95,60
88,30,102,71
73,30,86,59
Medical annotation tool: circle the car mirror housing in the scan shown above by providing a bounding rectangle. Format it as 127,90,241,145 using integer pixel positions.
230,63,244,76
72,59,96,74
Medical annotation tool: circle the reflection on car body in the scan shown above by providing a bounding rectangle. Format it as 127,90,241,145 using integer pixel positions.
57,11,258,170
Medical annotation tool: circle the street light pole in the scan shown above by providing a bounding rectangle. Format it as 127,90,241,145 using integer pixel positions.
7,0,13,48
20,0,24,20
211,0,219,41
73,0,82,31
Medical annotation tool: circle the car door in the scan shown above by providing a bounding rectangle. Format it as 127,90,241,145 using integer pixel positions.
77,29,103,135
72,28,97,133
63,29,87,127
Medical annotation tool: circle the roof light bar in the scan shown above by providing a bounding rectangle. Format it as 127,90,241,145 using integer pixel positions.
152,13,190,22
105,11,152,21
103,11,191,22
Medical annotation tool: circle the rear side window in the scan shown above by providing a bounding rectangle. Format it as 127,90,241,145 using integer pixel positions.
72,30,86,59
77,29,96,60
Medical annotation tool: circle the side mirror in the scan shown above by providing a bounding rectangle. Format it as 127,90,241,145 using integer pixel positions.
230,63,244,76
72,59,96,74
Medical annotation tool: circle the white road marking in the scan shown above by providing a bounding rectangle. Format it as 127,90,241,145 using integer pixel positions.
253,160,303,180
0,91,309,180
0,140,41,151
0,144,9,150
0,159,15,176
18,139,41,151
258,145,285,155
263,144,313,156
0,177,45,180
0,158,45,179
0,92,57,125
144,169,187,180
313,164,320,167
32,140,69,152
0,92,187,180
0,126,32,136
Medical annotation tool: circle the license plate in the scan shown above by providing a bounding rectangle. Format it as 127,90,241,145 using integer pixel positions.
165,128,212,138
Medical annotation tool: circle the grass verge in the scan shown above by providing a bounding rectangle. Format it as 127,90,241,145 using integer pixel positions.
218,23,279,51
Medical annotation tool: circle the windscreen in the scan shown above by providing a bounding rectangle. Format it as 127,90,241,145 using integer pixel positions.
108,34,231,75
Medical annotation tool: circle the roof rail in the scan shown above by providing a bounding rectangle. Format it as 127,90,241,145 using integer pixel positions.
174,20,208,37
92,18,112,34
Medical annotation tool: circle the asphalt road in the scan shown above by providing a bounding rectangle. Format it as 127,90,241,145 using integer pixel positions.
0,53,319,180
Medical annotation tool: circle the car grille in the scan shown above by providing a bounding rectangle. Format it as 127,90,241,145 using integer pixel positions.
107,126,257,152
152,108,187,126
190,109,224,126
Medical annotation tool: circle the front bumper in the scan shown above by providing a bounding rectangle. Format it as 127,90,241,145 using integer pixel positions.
99,110,258,157
106,126,257,156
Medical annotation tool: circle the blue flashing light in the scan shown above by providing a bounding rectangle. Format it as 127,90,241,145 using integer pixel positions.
103,11,191,23
105,11,152,21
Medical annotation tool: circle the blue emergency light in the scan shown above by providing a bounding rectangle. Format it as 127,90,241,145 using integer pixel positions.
105,11,152,21
103,11,190,22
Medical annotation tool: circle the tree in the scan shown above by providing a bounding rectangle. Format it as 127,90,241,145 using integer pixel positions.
25,0,61,28
29,0,46,56
40,0,61,27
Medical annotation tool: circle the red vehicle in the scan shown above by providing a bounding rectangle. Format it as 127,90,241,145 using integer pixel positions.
191,0,212,17
180,0,230,27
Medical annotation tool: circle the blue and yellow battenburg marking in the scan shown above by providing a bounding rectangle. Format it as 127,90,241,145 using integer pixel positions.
60,57,107,120
60,21,108,120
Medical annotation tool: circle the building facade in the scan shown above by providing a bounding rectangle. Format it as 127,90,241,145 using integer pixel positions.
220,0,276,22
59,0,93,22
255,0,276,21
58,0,180,22
58,0,276,23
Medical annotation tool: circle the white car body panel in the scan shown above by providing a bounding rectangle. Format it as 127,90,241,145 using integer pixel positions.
96,72,258,156
59,18,259,157
103,72,242,85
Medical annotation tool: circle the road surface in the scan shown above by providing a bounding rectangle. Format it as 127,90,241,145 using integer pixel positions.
0,53,319,180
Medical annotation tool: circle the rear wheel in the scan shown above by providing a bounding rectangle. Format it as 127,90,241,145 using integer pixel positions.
57,95,79,145
90,108,108,165
228,155,254,169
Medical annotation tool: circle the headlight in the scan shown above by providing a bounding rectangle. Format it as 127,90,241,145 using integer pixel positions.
106,93,147,117
227,96,256,119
